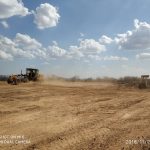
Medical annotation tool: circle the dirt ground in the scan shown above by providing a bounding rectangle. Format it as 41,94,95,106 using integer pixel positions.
0,81,150,150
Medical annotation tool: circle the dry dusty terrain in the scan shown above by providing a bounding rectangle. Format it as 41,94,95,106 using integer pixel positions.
0,81,150,150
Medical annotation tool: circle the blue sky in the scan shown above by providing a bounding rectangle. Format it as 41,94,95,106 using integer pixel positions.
1,0,150,78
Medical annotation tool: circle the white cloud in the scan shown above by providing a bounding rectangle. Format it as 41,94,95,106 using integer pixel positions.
136,53,150,59
34,3,60,29
80,33,84,37
0,34,67,60
52,41,58,46
15,33,47,58
42,61,50,65
1,21,9,28
0,33,48,60
88,55,102,60
99,35,113,44
0,35,34,59
0,33,128,62
116,19,150,50
47,39,106,60
70,39,106,55
0,50,13,60
0,0,30,19
103,56,128,61
88,55,128,61
48,44,66,57
80,39,106,53
15,33,42,50
67,47,84,59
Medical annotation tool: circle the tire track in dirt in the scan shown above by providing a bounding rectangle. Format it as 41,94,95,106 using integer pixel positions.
0,82,149,150
24,95,147,150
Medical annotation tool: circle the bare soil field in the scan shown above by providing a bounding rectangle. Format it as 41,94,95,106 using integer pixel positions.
0,81,150,150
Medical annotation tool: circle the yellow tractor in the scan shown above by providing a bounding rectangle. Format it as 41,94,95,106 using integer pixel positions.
7,68,40,85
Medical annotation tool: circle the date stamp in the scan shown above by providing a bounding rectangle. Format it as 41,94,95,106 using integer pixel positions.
126,137,150,145
0,135,31,144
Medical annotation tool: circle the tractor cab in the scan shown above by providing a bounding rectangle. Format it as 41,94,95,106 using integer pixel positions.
26,68,39,81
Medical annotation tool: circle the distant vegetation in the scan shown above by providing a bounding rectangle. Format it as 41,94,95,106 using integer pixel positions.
117,76,140,86
0,75,9,81
46,75,150,89
46,75,117,83
1,74,149,89
118,76,150,89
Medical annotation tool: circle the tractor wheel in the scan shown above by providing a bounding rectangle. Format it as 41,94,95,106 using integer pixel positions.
13,79,18,85
7,79,11,84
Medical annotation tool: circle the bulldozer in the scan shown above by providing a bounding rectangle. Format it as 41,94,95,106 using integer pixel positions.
7,68,40,85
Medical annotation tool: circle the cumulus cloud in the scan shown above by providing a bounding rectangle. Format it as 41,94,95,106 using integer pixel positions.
48,43,66,57
0,34,68,60
99,35,113,44
67,46,84,59
115,19,150,50
103,56,128,61
0,0,30,19
0,50,13,60
15,33,42,50
0,33,128,62
70,39,106,55
14,33,47,58
80,33,84,37
47,38,106,60
0,1,60,30
34,3,60,29
136,53,150,59
0,33,47,60
88,55,102,60
0,35,34,59
1,21,9,28
88,55,128,61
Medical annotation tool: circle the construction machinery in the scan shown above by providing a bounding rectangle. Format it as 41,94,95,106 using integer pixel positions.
7,68,40,85
138,75,150,89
